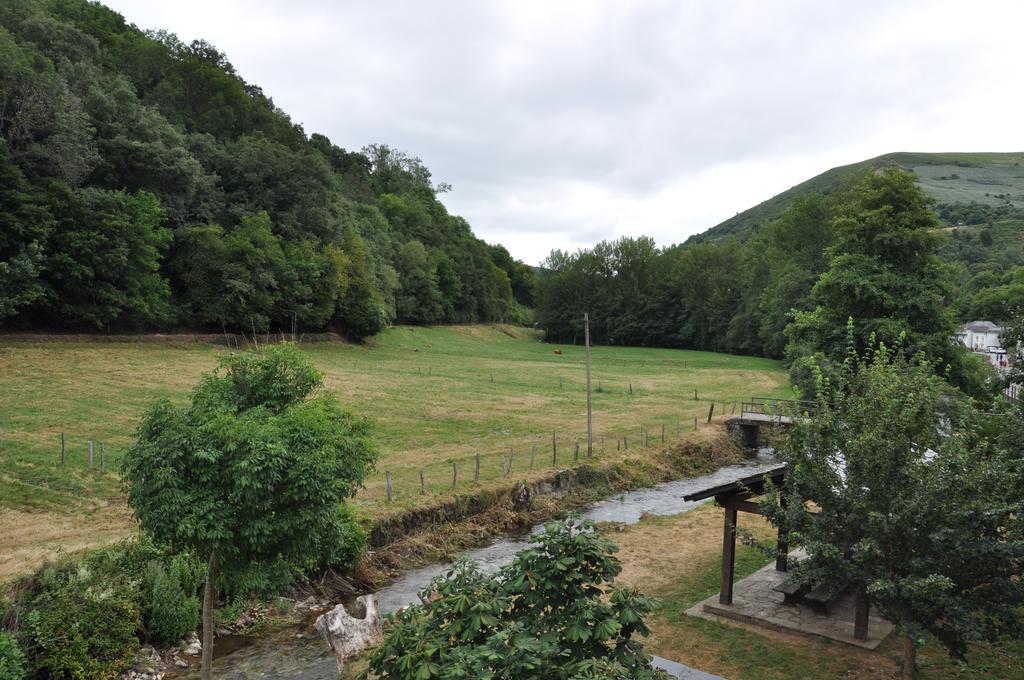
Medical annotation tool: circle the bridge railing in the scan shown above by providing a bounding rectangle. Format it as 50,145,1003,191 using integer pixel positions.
742,397,819,419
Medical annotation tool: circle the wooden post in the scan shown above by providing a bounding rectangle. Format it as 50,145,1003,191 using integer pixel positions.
99,442,106,474
508,447,514,474
720,505,738,604
854,590,870,641
731,401,737,414
60,432,65,466
661,424,666,443
573,440,579,462
617,438,620,451
694,416,698,430
88,440,93,469
451,461,457,489
552,431,557,464
559,376,563,390
386,471,393,501
501,454,507,477
475,452,481,482
530,445,537,470
707,403,715,423
776,492,789,572
584,312,593,458
624,436,628,450
420,469,426,495
599,435,604,453
694,389,698,400
628,383,633,395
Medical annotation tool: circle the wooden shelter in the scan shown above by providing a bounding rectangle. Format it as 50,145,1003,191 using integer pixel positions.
684,464,870,641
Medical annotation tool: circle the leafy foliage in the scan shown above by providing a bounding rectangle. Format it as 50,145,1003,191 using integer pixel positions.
122,343,376,575
759,343,1024,675
368,516,667,679
0,631,27,680
0,0,532,336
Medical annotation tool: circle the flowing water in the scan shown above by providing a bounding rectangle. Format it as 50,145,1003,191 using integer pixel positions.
181,453,779,679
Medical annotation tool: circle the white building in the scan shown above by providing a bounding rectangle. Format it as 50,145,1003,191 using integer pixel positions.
957,320,1002,352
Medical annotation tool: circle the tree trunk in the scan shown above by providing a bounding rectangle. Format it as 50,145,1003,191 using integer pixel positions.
901,633,917,680
202,551,218,680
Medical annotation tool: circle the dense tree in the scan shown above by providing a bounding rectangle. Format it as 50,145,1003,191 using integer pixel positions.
760,343,1024,678
369,516,667,679
0,0,533,337
122,344,376,679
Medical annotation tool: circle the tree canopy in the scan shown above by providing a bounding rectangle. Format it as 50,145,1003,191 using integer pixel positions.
759,341,1024,678
122,343,376,677
0,0,534,336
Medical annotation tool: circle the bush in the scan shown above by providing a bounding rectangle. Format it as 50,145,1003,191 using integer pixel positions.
143,561,200,645
369,516,666,679
23,581,140,680
0,631,27,680
319,504,368,571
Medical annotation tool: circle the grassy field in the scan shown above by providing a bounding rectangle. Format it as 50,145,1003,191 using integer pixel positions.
0,325,792,580
614,505,1024,679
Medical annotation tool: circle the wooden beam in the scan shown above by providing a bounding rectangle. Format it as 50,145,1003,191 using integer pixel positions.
776,491,789,572
720,505,738,605
724,499,763,515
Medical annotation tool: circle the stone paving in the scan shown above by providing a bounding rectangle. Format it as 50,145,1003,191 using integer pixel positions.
687,554,894,650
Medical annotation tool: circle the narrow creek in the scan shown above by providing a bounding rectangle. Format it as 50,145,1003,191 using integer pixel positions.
180,453,780,679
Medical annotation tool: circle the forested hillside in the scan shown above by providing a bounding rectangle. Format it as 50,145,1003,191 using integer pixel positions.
537,166,1023,399
0,0,534,337
692,151,1024,243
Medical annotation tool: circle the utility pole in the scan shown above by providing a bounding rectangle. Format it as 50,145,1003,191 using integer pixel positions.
585,312,593,456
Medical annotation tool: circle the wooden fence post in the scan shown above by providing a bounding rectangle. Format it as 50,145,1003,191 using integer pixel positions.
386,471,393,501
624,436,629,450
574,440,579,462
694,416,698,430
420,469,426,495
661,424,666,443
501,454,507,477
88,440,93,469
508,448,514,474
559,377,563,390
451,461,457,489
475,452,481,483
530,445,537,470
60,432,65,466
707,403,715,423
629,383,633,395
694,389,698,400
99,442,106,474
552,431,557,465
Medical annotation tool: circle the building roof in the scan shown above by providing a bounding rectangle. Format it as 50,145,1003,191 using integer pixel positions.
683,465,787,503
964,320,1002,332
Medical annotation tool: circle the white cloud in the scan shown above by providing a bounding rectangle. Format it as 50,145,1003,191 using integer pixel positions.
104,0,1024,264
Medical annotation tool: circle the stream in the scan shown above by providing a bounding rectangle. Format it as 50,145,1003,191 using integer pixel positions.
180,453,780,679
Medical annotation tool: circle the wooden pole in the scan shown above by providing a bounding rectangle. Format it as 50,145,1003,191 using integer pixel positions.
855,590,870,641
475,452,481,483
584,312,593,457
88,440,93,469
707,403,715,423
628,383,633,395
420,469,426,495
60,432,65,466
508,447,514,474
99,442,105,474
624,436,629,450
530,445,537,470
694,389,698,400
720,505,738,604
661,424,666,443
574,440,579,462
694,416,698,430
552,431,557,464
386,471,393,501
451,461,457,489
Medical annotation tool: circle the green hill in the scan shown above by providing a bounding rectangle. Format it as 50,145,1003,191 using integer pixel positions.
692,151,1024,242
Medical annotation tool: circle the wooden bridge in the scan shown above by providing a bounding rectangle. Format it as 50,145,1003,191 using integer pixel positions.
731,397,817,447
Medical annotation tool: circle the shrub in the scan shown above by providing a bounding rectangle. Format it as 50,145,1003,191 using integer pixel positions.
0,631,27,680
23,582,140,679
143,562,200,645
369,516,666,679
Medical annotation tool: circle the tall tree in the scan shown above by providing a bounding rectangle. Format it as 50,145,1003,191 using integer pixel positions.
122,344,377,679
761,341,1024,678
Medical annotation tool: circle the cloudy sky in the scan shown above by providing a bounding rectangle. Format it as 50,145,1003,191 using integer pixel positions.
106,0,1023,264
